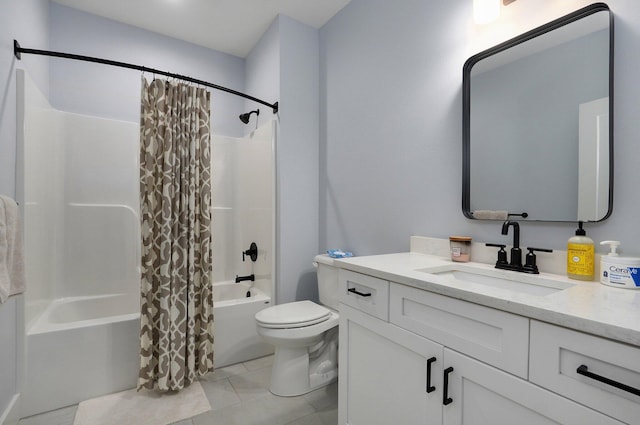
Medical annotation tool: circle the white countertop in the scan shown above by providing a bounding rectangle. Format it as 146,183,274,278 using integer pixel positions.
334,251,640,347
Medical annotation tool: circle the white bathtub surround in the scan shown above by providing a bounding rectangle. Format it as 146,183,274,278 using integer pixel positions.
213,281,273,368
23,295,140,417
73,381,210,425
210,121,276,366
0,195,25,303
211,121,275,299
21,285,272,418
138,78,214,391
18,71,142,417
17,71,276,418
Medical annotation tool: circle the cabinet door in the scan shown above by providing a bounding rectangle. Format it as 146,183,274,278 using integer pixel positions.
339,304,443,425
442,349,624,425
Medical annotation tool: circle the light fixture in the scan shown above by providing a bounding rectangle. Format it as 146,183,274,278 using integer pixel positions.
474,0,501,24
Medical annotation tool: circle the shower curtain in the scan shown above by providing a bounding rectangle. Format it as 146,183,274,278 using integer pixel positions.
138,77,214,391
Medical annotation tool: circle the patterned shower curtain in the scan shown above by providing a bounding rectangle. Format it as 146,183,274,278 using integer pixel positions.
138,77,214,391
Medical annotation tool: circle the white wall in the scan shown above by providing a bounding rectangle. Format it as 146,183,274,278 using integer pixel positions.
49,3,246,137
319,0,640,257
0,1,49,421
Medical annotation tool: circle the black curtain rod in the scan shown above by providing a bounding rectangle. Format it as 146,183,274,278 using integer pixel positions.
13,40,279,114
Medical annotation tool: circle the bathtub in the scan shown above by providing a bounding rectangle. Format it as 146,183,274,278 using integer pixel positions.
22,281,272,416
213,280,274,368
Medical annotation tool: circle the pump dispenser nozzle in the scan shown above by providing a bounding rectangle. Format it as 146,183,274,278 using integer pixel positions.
600,240,620,256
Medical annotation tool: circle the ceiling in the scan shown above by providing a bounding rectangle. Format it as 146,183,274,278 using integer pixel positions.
51,0,351,58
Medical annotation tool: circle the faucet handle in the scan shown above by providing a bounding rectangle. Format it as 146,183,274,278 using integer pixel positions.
242,242,258,262
486,243,508,267
523,247,553,274
527,247,553,253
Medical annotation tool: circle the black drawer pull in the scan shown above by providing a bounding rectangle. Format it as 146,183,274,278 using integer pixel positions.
443,366,454,405
426,357,436,393
347,287,372,297
576,365,640,397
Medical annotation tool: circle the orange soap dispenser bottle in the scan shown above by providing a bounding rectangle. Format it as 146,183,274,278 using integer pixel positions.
567,221,595,281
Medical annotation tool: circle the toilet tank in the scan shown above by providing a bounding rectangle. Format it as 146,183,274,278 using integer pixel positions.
314,254,339,311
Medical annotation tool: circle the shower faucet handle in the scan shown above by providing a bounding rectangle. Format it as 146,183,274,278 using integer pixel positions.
243,242,258,262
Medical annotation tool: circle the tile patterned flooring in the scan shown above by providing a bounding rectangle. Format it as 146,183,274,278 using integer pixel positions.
17,355,338,425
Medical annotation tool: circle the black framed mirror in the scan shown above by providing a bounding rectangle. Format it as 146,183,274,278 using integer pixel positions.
463,3,613,222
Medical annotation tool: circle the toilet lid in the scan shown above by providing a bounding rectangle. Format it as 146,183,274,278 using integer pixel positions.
256,300,331,329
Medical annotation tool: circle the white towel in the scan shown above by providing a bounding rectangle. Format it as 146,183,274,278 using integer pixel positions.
0,195,26,303
472,210,509,220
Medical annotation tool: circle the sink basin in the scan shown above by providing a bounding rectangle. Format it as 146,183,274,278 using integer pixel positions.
416,265,575,296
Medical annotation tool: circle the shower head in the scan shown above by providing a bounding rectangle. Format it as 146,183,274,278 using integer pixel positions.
239,109,260,124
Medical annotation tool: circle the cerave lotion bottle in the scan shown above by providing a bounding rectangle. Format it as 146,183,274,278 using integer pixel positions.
600,241,640,289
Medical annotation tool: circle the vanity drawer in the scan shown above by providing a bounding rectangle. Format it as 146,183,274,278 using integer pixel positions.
339,270,389,321
389,283,529,378
530,321,640,424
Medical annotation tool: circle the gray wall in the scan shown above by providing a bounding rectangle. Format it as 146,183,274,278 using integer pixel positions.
0,0,50,198
245,16,320,304
320,0,468,254
49,3,245,137
278,17,320,303
0,0,49,420
319,0,640,256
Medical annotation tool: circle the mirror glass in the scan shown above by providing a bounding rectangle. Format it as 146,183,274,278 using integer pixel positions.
463,4,613,222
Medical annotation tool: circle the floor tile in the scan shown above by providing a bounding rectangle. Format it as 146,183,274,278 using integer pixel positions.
192,392,315,425
303,382,338,411
170,420,194,425
18,405,77,425
18,354,338,425
227,366,272,402
207,363,249,382
315,406,338,425
242,354,274,371
198,377,242,411
285,412,324,425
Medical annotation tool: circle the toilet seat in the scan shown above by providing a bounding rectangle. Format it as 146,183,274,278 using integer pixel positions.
256,300,331,329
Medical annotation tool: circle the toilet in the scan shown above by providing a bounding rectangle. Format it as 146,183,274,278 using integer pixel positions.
255,254,339,396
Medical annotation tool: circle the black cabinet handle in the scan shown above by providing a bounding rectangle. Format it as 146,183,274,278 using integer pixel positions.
426,357,436,393
576,365,640,397
443,366,454,405
347,287,372,297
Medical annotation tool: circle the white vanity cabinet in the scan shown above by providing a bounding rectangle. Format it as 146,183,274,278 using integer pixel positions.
338,304,444,425
443,348,623,425
338,269,626,425
338,270,443,424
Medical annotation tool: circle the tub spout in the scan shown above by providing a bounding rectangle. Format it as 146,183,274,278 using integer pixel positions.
235,274,255,283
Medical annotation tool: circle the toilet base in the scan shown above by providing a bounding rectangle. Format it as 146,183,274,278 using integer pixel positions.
269,328,338,397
